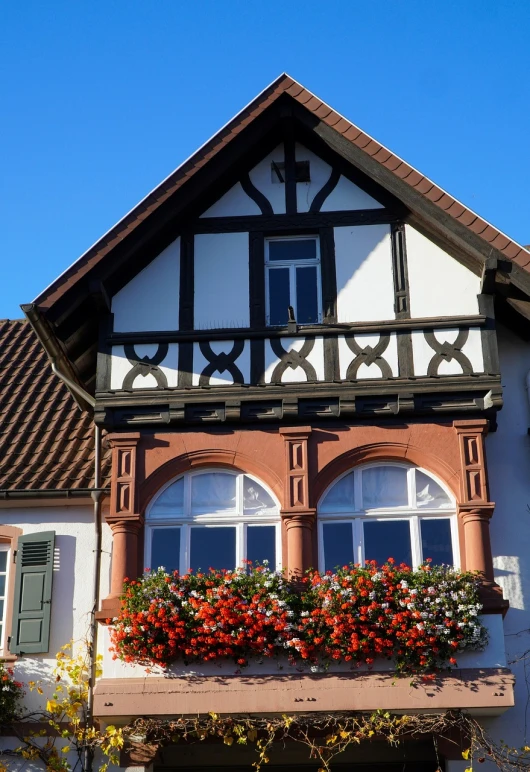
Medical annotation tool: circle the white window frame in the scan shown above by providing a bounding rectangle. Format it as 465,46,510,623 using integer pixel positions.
0,544,10,651
317,462,459,572
146,470,282,573
265,235,322,326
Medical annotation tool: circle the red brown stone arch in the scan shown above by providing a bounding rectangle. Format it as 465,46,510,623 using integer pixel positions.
139,448,283,514
312,441,460,507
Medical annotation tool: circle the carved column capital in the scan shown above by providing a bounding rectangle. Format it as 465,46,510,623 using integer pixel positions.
108,432,141,523
100,433,143,621
107,517,144,533
279,427,314,577
281,510,316,527
458,503,495,525
453,419,489,504
453,422,501,600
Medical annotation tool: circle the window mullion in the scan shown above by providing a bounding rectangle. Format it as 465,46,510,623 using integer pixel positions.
239,523,245,569
317,519,324,572
408,468,417,509
182,525,190,574
410,516,421,569
450,515,461,570
290,263,297,319
275,523,282,572
357,519,365,566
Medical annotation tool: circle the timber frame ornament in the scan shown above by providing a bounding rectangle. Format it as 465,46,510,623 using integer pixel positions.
123,343,169,389
343,332,392,379
425,329,473,377
269,337,317,383
198,340,246,386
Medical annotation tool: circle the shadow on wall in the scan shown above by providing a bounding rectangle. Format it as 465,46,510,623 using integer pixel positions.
13,535,78,712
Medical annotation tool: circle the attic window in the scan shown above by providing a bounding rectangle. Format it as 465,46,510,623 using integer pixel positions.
271,161,310,183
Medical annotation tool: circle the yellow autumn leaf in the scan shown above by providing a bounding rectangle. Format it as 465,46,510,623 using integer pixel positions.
465,768,473,772
248,729,257,742
462,749,471,760
224,735,234,746
61,746,70,754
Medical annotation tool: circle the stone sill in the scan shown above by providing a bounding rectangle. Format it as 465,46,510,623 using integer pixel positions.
94,667,514,721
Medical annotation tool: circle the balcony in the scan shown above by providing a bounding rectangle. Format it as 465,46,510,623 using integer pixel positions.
96,315,501,427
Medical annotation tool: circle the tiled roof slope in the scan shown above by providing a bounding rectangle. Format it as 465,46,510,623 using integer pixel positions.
35,73,530,309
0,319,110,491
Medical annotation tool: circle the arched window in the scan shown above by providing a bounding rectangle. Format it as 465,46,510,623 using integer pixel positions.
318,463,458,572
146,470,281,573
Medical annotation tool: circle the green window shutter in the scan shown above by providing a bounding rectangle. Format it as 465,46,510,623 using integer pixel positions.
9,531,55,655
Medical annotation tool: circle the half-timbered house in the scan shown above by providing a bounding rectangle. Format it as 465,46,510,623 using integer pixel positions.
4,74,530,771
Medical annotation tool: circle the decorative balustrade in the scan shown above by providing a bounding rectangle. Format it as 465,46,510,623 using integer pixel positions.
96,316,502,426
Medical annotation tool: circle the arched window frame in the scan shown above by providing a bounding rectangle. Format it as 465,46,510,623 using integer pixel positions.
145,469,282,573
317,462,460,572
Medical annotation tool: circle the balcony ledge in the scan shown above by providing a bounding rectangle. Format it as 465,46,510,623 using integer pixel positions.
93,667,514,721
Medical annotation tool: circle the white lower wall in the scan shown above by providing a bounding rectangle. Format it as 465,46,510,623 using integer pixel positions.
483,325,530,750
0,505,112,714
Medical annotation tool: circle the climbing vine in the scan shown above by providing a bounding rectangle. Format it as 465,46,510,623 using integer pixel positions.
0,642,123,772
121,710,530,772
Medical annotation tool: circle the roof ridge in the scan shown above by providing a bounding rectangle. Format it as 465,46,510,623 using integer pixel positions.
32,74,530,312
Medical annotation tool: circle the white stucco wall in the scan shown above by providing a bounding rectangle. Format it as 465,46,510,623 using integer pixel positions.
484,324,530,749
112,237,180,332
334,224,395,322
321,174,383,211
200,181,261,218
406,225,481,318
194,232,250,329
248,144,286,214
0,505,112,716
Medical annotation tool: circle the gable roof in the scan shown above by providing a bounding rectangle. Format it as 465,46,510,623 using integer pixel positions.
0,319,110,492
23,73,530,394
33,73,530,312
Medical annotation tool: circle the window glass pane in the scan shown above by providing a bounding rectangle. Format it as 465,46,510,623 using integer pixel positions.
268,268,290,325
191,473,237,513
268,239,317,261
150,478,184,518
296,266,319,324
243,477,276,515
0,575,6,596
363,520,412,567
0,552,8,573
362,466,408,509
247,526,276,567
416,471,452,509
323,523,354,572
151,528,181,573
190,527,236,572
320,472,355,512
420,519,454,565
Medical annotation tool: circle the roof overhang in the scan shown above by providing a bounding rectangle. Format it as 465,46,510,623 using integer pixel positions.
24,74,530,394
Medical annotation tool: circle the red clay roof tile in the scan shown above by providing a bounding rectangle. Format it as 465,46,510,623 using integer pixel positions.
0,319,110,491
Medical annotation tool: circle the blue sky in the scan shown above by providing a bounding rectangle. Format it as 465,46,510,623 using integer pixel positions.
2,1,529,319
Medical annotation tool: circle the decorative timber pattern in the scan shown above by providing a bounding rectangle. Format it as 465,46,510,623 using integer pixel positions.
109,325,485,392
